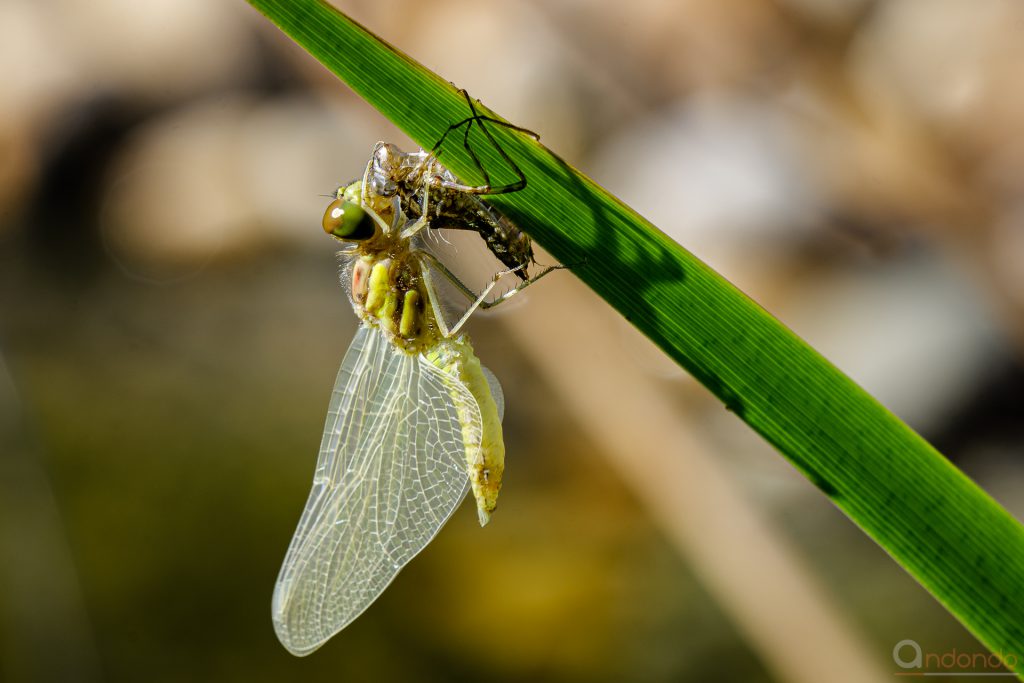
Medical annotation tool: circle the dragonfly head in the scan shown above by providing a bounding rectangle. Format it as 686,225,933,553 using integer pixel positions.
323,183,377,242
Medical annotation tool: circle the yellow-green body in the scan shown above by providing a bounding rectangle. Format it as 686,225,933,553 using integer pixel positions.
424,336,505,525
337,181,505,523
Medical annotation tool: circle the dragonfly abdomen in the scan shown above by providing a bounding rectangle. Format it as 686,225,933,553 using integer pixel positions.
424,336,505,526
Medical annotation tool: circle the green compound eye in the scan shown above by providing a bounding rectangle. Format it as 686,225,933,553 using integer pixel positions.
322,198,375,241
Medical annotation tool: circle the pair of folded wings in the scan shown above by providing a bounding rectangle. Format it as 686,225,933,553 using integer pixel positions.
272,324,502,656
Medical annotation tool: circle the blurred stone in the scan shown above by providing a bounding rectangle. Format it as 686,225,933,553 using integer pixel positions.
0,2,76,222
100,95,376,280
775,0,871,26
782,254,1002,433
852,0,1024,163
990,208,1024,310
590,93,817,291
0,2,78,122
52,0,254,103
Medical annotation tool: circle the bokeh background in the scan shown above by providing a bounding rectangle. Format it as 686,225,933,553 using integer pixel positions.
2,0,1023,681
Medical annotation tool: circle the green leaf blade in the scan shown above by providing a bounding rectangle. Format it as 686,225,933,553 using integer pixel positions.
246,0,1024,673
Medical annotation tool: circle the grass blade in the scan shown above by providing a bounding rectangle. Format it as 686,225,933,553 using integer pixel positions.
246,0,1024,671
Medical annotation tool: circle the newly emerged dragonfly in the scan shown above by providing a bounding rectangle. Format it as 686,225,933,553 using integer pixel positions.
272,116,554,655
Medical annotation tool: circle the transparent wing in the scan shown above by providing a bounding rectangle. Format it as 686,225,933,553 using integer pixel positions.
480,364,504,421
272,325,480,655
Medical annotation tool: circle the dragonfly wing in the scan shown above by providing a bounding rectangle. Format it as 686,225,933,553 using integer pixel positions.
272,324,477,655
480,364,504,422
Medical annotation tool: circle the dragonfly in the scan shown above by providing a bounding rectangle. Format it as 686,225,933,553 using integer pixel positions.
272,117,554,655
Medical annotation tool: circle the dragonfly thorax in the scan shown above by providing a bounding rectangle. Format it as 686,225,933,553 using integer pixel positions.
347,251,438,353
323,179,441,354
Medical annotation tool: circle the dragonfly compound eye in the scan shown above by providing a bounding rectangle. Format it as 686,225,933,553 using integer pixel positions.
323,198,375,241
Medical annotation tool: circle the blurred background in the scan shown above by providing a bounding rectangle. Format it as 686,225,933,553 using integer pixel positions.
2,0,1023,681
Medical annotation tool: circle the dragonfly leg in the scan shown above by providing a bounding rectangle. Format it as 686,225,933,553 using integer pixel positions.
416,251,515,336
416,251,511,336
428,89,539,196
399,179,433,240
419,266,454,338
358,159,396,234
478,264,565,310
455,88,540,144
417,251,493,303
417,251,567,335
444,265,528,336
